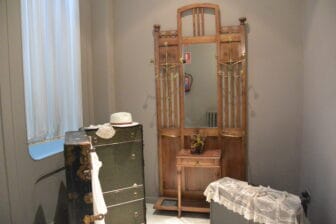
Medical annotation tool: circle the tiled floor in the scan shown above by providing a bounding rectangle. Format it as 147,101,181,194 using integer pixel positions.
146,203,210,224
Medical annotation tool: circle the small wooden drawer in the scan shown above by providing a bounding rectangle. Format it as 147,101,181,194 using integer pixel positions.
177,157,220,167
86,125,142,146
104,186,144,206
176,149,221,168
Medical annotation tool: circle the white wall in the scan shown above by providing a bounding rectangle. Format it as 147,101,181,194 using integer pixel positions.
300,0,336,223
114,0,304,200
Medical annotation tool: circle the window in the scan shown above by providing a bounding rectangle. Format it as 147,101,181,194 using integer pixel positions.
21,0,82,158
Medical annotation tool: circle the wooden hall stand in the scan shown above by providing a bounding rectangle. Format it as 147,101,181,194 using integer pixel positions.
153,3,248,216
176,149,221,217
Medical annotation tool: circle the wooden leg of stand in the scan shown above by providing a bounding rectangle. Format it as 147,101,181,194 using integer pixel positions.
177,166,182,218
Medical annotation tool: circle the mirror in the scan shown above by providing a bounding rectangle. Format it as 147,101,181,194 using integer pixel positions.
183,43,217,128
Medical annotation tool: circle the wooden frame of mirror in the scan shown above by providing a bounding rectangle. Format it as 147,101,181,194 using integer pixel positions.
153,3,247,212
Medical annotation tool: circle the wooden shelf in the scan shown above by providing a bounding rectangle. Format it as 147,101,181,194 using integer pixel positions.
154,197,178,211
177,149,221,168
153,197,210,214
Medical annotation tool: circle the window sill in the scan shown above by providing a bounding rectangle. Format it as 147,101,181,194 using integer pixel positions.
29,139,64,160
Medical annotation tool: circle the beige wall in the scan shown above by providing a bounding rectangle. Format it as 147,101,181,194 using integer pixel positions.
0,118,11,223
80,0,95,125
114,0,304,200
0,0,116,223
300,0,336,223
80,0,116,125
0,1,68,223
0,5,11,220
0,1,12,222
91,0,116,124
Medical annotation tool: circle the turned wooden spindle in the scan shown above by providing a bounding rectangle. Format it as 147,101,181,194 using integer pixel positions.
239,17,247,25
153,24,161,33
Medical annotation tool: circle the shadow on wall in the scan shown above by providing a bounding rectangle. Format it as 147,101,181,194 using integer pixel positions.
33,206,47,224
53,182,68,224
33,182,68,224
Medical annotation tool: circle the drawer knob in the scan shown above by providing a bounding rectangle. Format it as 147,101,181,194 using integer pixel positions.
134,191,138,196
130,132,135,137
134,211,139,218
131,153,136,160
93,137,98,144
195,160,200,165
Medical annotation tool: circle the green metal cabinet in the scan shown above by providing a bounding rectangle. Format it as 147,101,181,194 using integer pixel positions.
105,200,145,224
65,125,146,224
87,125,146,224
95,142,144,191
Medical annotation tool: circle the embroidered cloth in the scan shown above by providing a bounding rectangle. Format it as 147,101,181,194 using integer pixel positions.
204,177,304,224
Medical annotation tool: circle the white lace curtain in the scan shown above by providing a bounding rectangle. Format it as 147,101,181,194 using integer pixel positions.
21,0,83,144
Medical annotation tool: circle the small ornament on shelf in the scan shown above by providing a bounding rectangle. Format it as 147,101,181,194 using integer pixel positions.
190,134,206,154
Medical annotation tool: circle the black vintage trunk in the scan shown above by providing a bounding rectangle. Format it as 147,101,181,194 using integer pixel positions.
64,131,93,224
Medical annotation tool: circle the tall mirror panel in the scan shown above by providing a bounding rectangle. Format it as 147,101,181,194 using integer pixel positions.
183,43,217,128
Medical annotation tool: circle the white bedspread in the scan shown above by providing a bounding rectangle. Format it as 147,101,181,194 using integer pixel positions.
204,177,304,224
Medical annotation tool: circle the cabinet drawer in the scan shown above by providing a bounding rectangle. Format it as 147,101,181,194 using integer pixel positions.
96,141,144,191
104,186,144,206
86,125,142,146
106,199,145,224
176,157,221,167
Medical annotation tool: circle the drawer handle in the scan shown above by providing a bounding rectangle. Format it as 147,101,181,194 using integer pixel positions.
195,160,200,165
134,211,139,218
131,153,136,160
134,191,138,197
130,132,135,137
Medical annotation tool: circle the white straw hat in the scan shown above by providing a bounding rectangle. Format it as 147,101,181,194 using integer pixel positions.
110,112,138,127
